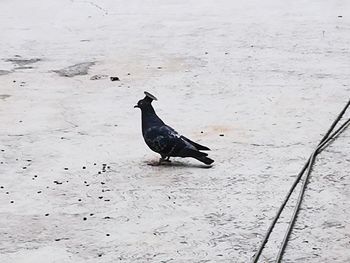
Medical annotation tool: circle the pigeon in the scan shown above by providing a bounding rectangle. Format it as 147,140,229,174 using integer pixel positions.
134,91,214,165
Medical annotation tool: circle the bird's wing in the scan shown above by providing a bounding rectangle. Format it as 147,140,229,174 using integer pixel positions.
164,125,210,151
144,125,194,155
180,135,210,151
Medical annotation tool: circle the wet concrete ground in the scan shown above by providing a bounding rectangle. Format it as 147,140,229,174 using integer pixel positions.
0,0,349,262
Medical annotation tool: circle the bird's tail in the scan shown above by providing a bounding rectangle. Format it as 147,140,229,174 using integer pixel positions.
195,155,214,165
181,149,214,165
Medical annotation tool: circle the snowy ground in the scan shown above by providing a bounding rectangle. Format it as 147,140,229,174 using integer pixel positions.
0,0,350,262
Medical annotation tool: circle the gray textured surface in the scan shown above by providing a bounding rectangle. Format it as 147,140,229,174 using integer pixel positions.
0,0,349,262
53,62,96,77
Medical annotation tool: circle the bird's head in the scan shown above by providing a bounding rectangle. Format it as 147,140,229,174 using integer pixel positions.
134,91,158,110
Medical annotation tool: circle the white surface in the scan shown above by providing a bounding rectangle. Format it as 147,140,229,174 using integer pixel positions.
0,0,350,262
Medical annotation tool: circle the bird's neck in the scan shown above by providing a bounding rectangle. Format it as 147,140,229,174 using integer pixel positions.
141,105,164,132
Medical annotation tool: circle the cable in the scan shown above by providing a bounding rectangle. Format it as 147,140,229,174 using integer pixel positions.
251,99,350,263
276,117,350,262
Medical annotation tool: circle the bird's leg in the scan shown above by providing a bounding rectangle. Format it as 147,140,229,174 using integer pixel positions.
159,155,166,164
159,155,171,164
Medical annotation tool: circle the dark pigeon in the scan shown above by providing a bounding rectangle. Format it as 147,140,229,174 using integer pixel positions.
134,91,214,165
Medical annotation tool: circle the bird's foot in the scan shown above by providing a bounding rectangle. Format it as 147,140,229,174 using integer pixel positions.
147,162,161,166
146,157,171,166
159,157,171,164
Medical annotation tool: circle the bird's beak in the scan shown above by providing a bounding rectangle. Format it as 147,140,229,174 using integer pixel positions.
134,105,139,108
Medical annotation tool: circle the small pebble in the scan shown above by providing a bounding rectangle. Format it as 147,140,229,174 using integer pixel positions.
106,233,110,236
45,213,49,216
98,171,101,174
83,217,87,221
98,196,103,199
82,166,86,169
78,199,82,202
64,168,68,170
110,76,120,81
10,200,14,203
219,134,224,137
90,213,94,216
37,191,42,194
